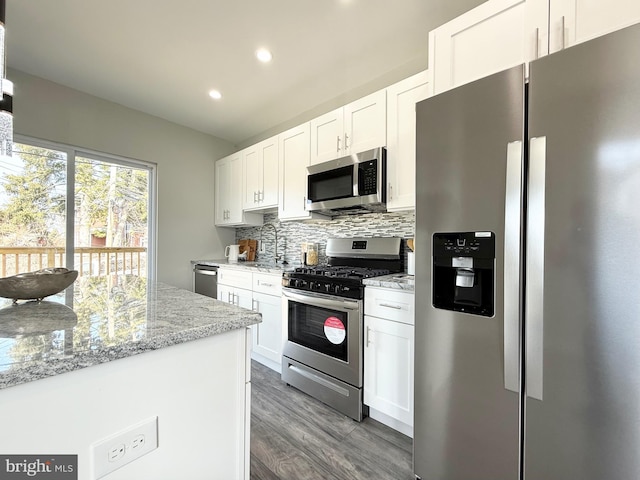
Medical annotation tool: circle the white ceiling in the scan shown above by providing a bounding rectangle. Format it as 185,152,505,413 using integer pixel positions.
6,0,484,146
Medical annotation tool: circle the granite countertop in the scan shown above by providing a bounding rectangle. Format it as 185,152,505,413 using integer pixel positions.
192,259,286,275
0,275,261,390
363,273,415,292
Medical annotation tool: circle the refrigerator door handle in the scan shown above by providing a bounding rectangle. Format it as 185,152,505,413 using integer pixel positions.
526,136,547,401
504,140,523,393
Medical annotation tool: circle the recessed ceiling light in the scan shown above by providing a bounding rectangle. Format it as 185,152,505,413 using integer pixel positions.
208,89,222,100
256,48,272,63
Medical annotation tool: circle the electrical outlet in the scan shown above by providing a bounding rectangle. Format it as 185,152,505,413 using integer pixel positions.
108,444,125,462
92,416,158,479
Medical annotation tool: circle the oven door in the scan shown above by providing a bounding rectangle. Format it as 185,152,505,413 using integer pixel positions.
281,287,363,387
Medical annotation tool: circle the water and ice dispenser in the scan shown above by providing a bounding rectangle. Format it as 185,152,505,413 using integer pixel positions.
432,232,495,317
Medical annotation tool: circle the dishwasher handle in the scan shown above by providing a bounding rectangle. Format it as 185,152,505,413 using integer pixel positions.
194,269,217,276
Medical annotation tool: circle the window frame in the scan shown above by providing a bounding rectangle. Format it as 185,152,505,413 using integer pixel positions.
13,134,158,281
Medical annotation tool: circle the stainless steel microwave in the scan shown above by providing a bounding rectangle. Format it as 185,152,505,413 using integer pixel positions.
305,147,386,216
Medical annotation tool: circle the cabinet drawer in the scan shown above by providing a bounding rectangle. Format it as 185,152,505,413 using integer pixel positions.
218,267,253,289
364,287,414,325
252,272,282,296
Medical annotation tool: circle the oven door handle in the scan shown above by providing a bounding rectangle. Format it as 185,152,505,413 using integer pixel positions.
282,288,360,311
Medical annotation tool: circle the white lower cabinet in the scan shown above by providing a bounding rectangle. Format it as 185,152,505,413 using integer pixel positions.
218,267,283,373
364,287,414,437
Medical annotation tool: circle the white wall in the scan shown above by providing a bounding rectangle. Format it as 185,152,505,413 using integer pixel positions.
8,68,236,289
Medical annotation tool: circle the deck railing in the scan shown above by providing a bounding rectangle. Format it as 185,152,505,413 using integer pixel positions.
0,247,147,278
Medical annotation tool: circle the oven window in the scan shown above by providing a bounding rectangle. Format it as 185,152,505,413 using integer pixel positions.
288,301,348,361
308,165,353,202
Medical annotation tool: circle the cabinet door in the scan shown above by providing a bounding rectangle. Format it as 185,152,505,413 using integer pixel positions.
251,292,283,364
217,284,234,304
215,157,231,225
243,146,261,210
344,90,386,154
234,287,253,310
386,71,430,212
278,123,314,220
364,315,414,427
259,136,279,208
549,0,640,53
429,0,547,94
227,154,245,224
310,108,344,165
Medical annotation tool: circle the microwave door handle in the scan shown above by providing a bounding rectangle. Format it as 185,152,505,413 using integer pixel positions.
353,163,359,197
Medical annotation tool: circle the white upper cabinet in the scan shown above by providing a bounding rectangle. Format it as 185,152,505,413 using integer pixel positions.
215,152,262,227
385,71,430,212
215,152,242,225
310,90,387,165
243,135,279,211
278,123,328,221
343,90,387,157
430,0,640,95
309,108,343,164
549,0,640,53
429,0,547,95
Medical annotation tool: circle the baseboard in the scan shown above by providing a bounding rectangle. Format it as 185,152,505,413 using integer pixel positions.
251,352,281,374
368,408,413,438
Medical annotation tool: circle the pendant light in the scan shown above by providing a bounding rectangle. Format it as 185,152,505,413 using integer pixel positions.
0,0,13,157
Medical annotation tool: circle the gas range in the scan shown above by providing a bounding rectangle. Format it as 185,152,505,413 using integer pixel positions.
281,236,403,421
281,237,403,299
282,266,394,299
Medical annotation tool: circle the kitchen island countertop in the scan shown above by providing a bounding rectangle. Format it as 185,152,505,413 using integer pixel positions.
0,275,261,390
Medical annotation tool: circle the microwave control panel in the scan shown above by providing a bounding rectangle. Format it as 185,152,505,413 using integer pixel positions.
358,160,378,195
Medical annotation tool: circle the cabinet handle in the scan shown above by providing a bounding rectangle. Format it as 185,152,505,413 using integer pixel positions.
259,190,264,202
561,15,566,50
336,135,341,152
260,282,274,287
254,191,258,203
227,291,232,303
366,326,372,346
379,302,402,310
388,182,393,200
252,298,258,311
344,133,350,150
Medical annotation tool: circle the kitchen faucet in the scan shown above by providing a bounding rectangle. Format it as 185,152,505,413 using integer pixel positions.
259,223,281,263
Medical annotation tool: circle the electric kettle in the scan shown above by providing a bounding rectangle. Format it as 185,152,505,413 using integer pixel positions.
225,244,240,263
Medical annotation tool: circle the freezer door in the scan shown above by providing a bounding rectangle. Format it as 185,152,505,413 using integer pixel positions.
525,23,640,480
414,65,525,480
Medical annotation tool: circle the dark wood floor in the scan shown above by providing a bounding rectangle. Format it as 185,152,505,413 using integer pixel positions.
250,361,415,480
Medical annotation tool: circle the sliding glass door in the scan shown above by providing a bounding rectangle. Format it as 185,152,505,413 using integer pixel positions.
0,137,155,279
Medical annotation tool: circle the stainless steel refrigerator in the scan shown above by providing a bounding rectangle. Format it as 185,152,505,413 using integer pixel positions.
414,23,640,480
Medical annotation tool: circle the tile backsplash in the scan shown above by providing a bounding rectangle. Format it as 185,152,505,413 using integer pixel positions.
235,211,415,269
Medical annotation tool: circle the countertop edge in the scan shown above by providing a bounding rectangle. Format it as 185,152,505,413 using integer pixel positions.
363,273,415,292
192,259,285,275
0,281,262,391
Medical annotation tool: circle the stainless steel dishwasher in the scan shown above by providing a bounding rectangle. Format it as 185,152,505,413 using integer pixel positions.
193,264,218,298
